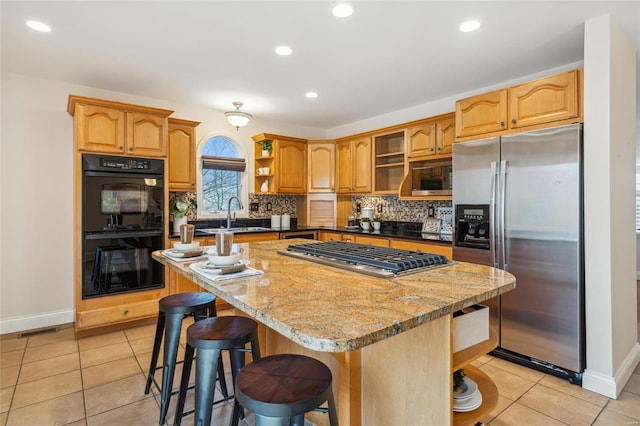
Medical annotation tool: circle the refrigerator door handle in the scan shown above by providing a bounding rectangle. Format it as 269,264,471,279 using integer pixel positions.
489,161,497,268
499,159,507,270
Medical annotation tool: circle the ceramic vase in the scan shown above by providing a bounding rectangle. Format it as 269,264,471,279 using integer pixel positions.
173,215,188,235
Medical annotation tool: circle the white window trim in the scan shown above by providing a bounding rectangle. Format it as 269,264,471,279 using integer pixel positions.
196,131,248,219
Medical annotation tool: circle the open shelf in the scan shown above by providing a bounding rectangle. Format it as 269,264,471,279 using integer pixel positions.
376,151,404,158
375,162,404,169
453,365,498,426
452,328,497,372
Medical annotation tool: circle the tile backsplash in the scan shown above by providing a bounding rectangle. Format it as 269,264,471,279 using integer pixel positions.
169,192,451,224
351,195,451,222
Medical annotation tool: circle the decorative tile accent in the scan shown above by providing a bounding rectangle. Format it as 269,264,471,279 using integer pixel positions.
351,195,451,222
169,192,198,220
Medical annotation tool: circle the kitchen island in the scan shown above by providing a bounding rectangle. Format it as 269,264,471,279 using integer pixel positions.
152,239,516,426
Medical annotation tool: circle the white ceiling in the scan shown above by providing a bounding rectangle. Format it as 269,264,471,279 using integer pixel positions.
1,1,639,130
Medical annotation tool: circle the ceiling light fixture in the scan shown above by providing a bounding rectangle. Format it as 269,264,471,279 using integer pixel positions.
305,91,318,99
332,3,353,18
225,102,252,130
275,46,293,56
459,19,481,33
26,20,51,32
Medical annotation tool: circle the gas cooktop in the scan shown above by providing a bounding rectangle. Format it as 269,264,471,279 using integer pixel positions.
279,241,451,278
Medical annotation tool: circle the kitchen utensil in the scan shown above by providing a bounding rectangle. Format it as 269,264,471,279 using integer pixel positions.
173,241,200,251
180,224,195,244
361,221,370,231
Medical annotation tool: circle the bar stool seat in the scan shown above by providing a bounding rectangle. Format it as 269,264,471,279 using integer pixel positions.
232,354,338,426
174,316,261,426
144,292,225,425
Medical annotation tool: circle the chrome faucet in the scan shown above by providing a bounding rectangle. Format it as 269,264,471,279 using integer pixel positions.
227,196,243,229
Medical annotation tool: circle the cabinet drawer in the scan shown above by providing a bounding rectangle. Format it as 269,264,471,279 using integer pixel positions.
389,239,452,258
76,299,159,330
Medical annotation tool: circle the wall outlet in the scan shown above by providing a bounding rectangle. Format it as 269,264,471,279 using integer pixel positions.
356,201,361,213
266,202,272,211
250,202,259,212
377,204,383,213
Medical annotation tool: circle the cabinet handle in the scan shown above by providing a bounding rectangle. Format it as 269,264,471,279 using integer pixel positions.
123,310,129,315
430,148,434,152
129,147,133,152
511,118,517,125
499,121,505,127
437,147,442,151
119,146,124,150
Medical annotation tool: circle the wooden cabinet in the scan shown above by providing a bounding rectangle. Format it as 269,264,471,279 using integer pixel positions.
389,239,452,258
307,194,336,227
355,235,389,247
168,118,200,191
307,141,335,192
373,131,405,194
253,134,307,195
336,137,371,194
68,95,173,157
407,114,456,159
455,69,581,139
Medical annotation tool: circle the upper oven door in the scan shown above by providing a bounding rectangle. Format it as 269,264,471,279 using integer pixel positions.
82,154,164,234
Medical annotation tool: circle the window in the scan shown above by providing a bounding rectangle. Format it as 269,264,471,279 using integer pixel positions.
197,135,247,218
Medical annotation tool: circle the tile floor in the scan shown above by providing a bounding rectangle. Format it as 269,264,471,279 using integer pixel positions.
1,308,639,425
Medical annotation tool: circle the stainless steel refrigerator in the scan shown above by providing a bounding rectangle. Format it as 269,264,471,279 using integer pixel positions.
452,123,584,382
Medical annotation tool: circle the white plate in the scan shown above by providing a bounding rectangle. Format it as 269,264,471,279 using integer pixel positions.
453,390,482,412
453,376,478,399
173,241,200,251
192,260,248,275
206,250,243,266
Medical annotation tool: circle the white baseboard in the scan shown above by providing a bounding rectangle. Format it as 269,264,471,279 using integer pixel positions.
582,342,640,398
0,309,74,335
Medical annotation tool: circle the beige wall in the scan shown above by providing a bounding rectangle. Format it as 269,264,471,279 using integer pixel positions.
583,14,639,398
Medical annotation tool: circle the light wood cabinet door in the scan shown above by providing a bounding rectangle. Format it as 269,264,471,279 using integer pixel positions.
389,239,453,258
276,139,306,193
508,70,578,129
352,137,372,193
308,142,335,192
336,141,353,193
126,112,167,157
435,117,456,156
75,104,127,153
455,89,508,138
355,235,389,247
407,123,436,158
168,118,199,191
317,231,342,242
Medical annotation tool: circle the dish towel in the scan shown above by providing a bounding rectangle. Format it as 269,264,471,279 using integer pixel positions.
189,263,264,282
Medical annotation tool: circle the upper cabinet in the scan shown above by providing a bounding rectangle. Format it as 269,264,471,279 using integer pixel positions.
308,140,335,193
373,130,405,194
252,134,307,194
336,137,372,194
407,114,455,159
68,95,173,157
168,118,200,191
455,69,582,140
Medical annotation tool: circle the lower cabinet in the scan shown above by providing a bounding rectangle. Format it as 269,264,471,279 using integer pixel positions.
316,231,453,258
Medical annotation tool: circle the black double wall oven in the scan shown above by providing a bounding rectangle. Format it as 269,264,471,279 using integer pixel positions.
82,154,165,299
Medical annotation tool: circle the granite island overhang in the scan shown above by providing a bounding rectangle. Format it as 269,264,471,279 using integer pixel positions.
153,239,516,426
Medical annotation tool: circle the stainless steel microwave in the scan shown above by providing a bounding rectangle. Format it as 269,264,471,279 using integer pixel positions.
411,161,452,196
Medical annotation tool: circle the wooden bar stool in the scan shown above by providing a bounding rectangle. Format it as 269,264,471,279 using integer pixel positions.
231,354,338,426
144,292,227,425
174,316,261,426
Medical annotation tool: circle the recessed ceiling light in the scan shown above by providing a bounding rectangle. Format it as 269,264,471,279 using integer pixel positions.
275,46,293,56
26,20,52,32
459,20,481,33
305,92,318,99
332,3,353,18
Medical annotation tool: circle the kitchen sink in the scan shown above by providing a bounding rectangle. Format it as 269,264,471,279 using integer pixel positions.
198,226,272,234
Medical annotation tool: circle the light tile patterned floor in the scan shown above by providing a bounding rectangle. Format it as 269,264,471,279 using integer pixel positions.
1,309,639,425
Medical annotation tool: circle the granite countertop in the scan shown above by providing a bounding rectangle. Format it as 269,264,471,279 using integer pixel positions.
153,239,515,353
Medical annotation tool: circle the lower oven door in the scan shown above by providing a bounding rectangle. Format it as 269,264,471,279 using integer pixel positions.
83,231,164,299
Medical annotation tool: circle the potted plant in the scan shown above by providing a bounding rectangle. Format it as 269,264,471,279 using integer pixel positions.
170,198,188,234
360,217,371,231
261,140,272,157
372,217,382,231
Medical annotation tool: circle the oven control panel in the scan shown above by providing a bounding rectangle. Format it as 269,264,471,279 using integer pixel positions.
100,157,151,170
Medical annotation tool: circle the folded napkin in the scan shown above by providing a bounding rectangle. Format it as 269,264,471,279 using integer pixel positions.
162,249,206,262
189,262,264,282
